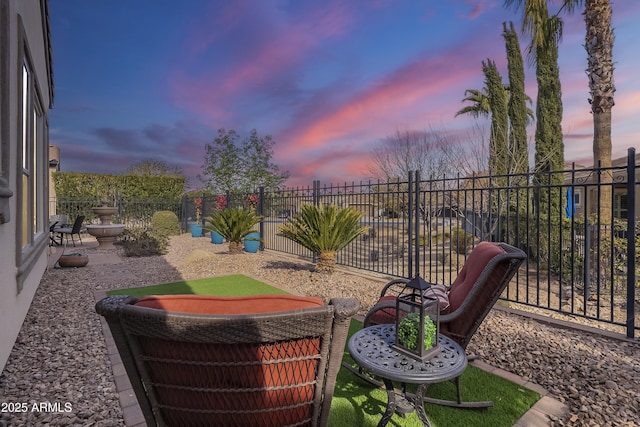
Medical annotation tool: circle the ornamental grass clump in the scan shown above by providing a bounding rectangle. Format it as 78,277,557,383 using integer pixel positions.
278,204,367,273
204,208,262,254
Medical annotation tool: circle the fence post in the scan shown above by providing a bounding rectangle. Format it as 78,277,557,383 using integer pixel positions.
584,218,591,302
259,187,265,251
201,193,207,226
407,171,413,278
181,196,187,233
414,170,421,277
313,180,320,207
312,181,320,263
116,194,123,224
626,147,636,339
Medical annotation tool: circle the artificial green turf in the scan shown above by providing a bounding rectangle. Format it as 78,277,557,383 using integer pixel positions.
106,276,539,426
105,274,288,297
330,320,540,427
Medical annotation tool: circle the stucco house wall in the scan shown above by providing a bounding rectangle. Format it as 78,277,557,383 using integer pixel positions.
0,0,54,373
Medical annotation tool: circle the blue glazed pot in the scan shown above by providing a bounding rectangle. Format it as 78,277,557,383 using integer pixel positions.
210,231,223,244
243,232,260,253
191,223,203,237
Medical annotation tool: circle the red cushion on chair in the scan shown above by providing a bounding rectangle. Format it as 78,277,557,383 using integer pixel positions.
134,294,324,314
447,242,506,312
425,283,450,313
367,284,450,326
366,295,398,325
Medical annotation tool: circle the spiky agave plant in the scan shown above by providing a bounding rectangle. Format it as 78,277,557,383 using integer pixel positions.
204,208,262,254
278,204,367,273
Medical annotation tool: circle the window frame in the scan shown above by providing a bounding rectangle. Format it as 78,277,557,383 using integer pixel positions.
614,191,628,220
15,14,49,293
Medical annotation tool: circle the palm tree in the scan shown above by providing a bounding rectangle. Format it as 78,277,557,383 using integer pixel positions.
278,204,368,273
455,89,492,118
582,0,615,220
504,0,615,218
456,86,534,123
504,0,565,223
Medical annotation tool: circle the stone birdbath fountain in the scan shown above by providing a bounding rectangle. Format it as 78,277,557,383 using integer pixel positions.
85,198,126,249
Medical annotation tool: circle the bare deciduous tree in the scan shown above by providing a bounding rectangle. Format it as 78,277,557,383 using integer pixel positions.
368,128,464,182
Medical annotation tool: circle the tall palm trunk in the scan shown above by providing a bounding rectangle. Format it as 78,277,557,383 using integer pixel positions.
585,0,614,221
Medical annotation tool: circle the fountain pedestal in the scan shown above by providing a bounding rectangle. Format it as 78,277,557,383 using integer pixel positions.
86,202,125,249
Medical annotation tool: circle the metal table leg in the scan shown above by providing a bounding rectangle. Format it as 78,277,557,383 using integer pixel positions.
378,378,398,427
378,380,433,427
412,383,432,427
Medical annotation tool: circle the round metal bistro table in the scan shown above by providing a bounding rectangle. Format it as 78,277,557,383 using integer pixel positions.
348,324,468,427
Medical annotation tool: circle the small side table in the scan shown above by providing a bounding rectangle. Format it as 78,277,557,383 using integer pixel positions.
348,324,467,427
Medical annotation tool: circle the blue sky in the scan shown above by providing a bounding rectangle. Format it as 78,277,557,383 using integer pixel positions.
49,0,640,188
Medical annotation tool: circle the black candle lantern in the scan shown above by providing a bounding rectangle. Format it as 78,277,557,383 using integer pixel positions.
393,275,440,361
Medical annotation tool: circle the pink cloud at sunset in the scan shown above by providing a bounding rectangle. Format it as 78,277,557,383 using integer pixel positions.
277,40,498,159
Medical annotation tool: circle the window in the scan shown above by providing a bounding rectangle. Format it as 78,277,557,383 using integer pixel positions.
614,192,628,220
20,58,46,246
573,190,581,206
16,16,48,292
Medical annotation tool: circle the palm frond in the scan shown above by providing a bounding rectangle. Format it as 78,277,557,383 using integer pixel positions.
278,204,368,255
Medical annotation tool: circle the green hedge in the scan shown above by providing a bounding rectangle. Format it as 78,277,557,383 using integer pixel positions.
52,172,185,200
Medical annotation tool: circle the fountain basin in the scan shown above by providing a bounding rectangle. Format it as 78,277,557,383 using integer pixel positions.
86,224,125,249
92,206,118,225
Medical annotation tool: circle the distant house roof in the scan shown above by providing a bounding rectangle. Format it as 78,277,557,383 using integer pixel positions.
611,151,640,167
563,151,640,184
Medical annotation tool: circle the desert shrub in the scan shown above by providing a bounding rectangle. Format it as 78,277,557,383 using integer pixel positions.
151,210,181,236
429,231,450,245
451,227,473,254
411,234,429,247
122,227,168,257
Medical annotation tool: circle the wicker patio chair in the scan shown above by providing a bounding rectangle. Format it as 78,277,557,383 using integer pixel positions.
348,241,526,408
96,294,359,427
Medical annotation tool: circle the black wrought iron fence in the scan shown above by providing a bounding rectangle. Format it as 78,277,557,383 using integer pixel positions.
256,148,638,338
51,149,638,338
51,197,182,229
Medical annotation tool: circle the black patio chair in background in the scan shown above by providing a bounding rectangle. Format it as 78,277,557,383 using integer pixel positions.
55,215,86,247
49,221,59,246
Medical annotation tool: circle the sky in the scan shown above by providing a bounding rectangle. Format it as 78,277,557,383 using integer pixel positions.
49,0,640,189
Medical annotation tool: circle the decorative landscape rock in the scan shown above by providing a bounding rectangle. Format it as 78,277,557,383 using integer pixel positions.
0,234,638,426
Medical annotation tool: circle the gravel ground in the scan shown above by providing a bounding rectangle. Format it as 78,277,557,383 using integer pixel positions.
0,234,638,426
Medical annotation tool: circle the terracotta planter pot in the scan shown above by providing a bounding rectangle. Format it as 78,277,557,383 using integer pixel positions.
58,254,89,268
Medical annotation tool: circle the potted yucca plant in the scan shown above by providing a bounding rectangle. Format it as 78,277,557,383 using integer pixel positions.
278,204,367,273
204,208,262,254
